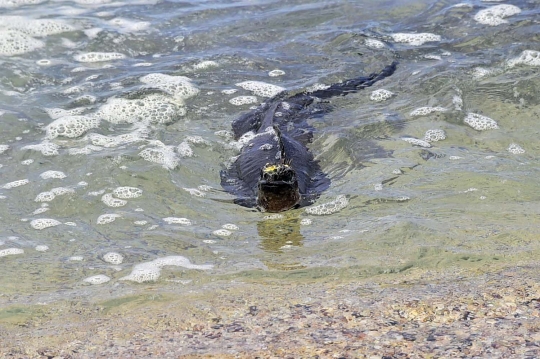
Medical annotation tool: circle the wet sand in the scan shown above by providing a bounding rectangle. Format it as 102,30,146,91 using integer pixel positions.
2,263,540,358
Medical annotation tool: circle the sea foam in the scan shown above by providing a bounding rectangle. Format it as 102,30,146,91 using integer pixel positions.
0,29,43,56
120,256,213,283
474,4,521,26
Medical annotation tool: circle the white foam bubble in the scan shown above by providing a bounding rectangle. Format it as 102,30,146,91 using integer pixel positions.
88,130,148,148
113,186,142,199
119,261,159,282
120,255,213,283
451,2,473,8
0,248,24,257
258,143,273,151
35,191,55,202
40,170,67,179
85,74,99,81
306,83,330,93
193,60,218,70
89,189,106,196
391,32,441,46
95,95,182,125
365,38,385,49
507,143,525,154
410,106,447,117
21,159,33,165
23,140,59,156
370,89,394,102
68,256,83,261
235,80,285,98
0,0,45,7
108,17,150,32
221,89,238,95
81,27,101,39
230,128,271,151
35,245,49,252
229,95,258,106
177,142,193,157
61,37,79,48
74,52,126,62
133,62,152,68
185,135,210,146
101,193,127,207
30,218,61,230
140,73,199,101
471,67,498,79
139,145,179,170
402,137,432,148
213,229,231,237
507,50,540,68
2,179,29,189
83,274,111,285
51,187,74,196
268,69,285,77
33,207,49,215
97,213,121,224
62,85,85,95
0,29,43,56
183,187,205,197
222,223,238,230
453,95,463,111
423,129,446,142
474,4,521,26
0,144,9,154
300,218,312,225
0,16,76,37
424,54,442,61
163,217,191,225
103,251,124,264
305,195,349,215
464,113,499,130
198,185,212,192
45,115,100,139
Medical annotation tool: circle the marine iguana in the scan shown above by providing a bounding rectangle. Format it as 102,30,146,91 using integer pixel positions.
221,61,398,212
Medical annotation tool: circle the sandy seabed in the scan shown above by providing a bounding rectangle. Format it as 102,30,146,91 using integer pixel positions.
1,263,540,359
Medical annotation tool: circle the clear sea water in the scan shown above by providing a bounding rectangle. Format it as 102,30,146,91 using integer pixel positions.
0,0,539,306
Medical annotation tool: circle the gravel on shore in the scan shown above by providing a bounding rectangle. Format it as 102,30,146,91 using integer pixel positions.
1,264,540,358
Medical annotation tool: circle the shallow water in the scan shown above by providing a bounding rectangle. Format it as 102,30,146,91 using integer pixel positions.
0,0,539,307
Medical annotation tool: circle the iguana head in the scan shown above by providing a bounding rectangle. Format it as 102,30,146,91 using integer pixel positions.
257,162,300,212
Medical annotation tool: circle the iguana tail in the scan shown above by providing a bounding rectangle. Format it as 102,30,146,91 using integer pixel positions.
308,61,398,99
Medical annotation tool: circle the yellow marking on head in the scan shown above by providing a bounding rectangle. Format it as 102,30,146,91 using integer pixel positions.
263,164,278,173
263,163,290,174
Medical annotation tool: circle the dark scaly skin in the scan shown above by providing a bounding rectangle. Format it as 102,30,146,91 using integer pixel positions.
221,62,398,212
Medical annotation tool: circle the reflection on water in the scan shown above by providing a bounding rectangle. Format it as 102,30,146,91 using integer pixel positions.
257,214,304,253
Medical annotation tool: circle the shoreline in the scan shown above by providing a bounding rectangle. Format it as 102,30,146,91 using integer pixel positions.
2,264,540,358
